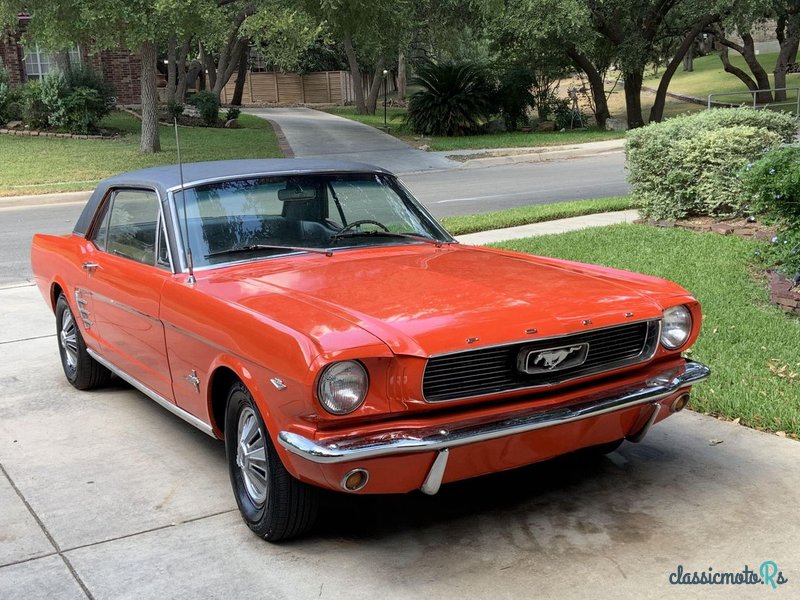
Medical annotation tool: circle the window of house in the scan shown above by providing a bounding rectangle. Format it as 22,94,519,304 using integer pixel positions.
23,44,81,80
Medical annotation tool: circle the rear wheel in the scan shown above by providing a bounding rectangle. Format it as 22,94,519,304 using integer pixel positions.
225,381,319,541
55,294,111,390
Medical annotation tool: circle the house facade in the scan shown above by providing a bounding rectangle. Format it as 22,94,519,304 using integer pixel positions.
0,17,141,104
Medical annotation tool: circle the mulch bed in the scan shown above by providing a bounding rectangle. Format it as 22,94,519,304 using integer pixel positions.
636,215,799,316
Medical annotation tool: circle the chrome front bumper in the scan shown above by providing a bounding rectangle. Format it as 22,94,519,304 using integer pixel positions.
278,361,710,476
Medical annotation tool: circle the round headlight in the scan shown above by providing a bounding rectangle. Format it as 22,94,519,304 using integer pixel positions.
317,361,368,415
661,305,692,349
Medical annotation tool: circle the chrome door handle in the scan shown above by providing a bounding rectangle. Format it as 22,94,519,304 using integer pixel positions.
82,262,100,272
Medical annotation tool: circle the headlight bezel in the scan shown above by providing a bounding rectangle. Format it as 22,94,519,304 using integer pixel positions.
316,360,369,415
660,305,693,350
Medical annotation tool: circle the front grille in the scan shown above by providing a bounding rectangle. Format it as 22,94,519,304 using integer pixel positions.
422,320,660,402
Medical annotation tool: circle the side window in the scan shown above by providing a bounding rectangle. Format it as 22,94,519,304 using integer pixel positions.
156,218,171,269
91,198,112,251
100,189,160,265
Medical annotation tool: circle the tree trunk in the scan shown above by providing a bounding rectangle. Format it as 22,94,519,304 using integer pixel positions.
365,59,386,115
623,69,644,129
683,44,694,72
175,39,191,102
718,45,760,100
775,13,800,102
202,46,217,92
397,50,407,100
650,16,718,123
343,30,366,113
717,33,772,104
566,47,610,129
139,41,161,153
231,45,249,106
212,39,248,101
166,34,177,105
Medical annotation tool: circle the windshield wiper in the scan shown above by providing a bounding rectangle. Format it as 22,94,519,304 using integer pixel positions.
330,230,446,247
206,244,332,258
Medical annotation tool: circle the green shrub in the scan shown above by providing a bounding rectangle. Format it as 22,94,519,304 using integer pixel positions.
0,67,23,125
741,147,800,280
16,67,112,133
40,72,68,127
550,95,587,130
226,106,241,121
496,65,535,131
407,60,496,136
63,87,105,134
64,66,115,113
190,91,220,126
21,81,49,129
626,108,792,219
166,100,184,120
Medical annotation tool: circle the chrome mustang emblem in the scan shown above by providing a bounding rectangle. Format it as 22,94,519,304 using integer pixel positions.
518,343,590,374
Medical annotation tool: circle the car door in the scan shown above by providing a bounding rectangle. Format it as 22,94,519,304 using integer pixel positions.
83,187,175,402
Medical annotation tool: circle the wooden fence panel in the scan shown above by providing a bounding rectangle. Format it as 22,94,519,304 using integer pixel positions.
219,70,354,105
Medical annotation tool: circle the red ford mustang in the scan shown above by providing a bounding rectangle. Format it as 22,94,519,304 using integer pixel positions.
31,159,709,541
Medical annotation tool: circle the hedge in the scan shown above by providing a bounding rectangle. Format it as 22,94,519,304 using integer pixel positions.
626,108,797,220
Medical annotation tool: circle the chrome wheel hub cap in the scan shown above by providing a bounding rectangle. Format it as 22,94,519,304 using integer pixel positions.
60,309,78,371
237,406,268,506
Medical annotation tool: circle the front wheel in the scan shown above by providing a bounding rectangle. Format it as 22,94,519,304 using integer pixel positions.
55,294,111,390
225,381,319,541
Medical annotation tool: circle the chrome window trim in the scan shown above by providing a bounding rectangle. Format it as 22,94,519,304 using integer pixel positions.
85,185,176,274
163,169,393,195
421,319,663,403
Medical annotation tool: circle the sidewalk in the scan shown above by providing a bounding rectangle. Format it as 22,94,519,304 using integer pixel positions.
456,209,639,245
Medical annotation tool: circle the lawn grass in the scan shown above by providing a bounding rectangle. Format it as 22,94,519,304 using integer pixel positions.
0,111,282,196
496,224,800,437
319,105,625,151
643,51,800,105
440,196,635,236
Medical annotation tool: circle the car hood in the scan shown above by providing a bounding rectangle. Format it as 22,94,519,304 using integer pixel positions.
212,245,685,357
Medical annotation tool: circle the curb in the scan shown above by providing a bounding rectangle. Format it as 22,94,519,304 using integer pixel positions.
455,146,624,169
456,209,639,245
0,190,92,209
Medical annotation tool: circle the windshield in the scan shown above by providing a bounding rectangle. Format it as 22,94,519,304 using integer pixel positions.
175,173,452,267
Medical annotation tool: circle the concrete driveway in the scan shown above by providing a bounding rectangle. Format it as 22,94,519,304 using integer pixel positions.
244,107,455,173
2,281,799,599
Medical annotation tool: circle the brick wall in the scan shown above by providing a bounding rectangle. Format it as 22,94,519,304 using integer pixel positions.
88,50,141,105
0,29,26,85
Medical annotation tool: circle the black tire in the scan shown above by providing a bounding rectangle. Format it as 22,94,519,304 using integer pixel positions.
225,381,319,541
55,294,111,390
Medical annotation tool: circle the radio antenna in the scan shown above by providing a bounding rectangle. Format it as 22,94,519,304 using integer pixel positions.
174,117,195,285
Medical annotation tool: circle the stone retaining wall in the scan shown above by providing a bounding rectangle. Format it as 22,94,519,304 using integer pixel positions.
0,127,115,140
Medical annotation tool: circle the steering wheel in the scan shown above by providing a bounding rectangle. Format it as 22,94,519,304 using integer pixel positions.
336,219,390,235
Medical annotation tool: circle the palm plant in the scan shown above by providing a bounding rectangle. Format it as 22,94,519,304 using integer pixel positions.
407,60,496,136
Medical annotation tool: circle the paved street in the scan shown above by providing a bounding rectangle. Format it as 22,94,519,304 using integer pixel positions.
0,151,627,286
2,284,799,599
